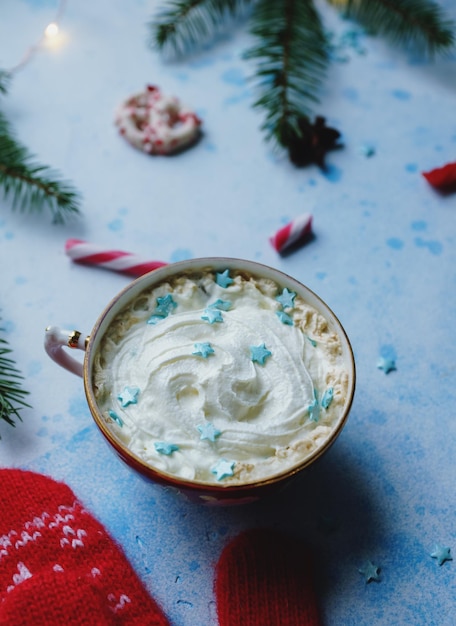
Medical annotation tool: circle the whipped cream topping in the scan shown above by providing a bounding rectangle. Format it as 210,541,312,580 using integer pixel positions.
93,270,350,485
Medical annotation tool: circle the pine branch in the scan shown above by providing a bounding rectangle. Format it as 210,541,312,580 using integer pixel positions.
0,111,81,224
327,0,455,55
244,0,329,146
0,70,11,95
151,0,455,163
0,317,31,432
150,0,253,57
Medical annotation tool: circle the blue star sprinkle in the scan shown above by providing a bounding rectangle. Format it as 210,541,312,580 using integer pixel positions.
209,298,232,311
108,410,123,427
197,422,221,442
276,288,296,309
154,442,180,455
360,143,376,158
201,308,224,324
377,356,396,374
216,269,234,288
276,310,293,326
155,294,177,316
117,386,140,407
430,545,452,566
147,294,177,324
250,344,272,365
358,560,381,583
211,458,235,480
307,336,317,347
308,390,320,422
193,342,215,358
321,387,334,409
147,314,165,325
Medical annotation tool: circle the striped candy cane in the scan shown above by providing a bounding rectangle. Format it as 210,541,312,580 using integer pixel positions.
269,214,313,254
65,239,167,277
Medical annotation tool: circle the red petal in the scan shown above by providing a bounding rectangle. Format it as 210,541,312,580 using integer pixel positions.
422,161,456,190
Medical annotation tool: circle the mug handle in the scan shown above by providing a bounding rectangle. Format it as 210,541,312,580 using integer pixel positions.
44,326,89,378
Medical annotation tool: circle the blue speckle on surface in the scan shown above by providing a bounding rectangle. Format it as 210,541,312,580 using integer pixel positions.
27,360,42,376
405,163,418,173
391,89,411,101
170,249,193,263
1,320,15,333
368,410,387,426
188,57,214,69
23,0,56,7
220,67,246,86
188,560,200,572
414,237,442,256
386,237,404,250
68,395,91,419
322,164,343,182
411,220,427,232
65,426,94,452
341,86,359,102
51,432,67,445
223,90,252,105
379,344,397,362
108,218,124,232
15,276,27,285
173,72,189,82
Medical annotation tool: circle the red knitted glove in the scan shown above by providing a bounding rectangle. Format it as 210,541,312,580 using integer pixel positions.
0,469,169,626
215,529,321,626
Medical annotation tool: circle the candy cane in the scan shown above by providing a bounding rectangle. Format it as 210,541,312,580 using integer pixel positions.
65,239,167,277
270,213,313,254
422,161,456,190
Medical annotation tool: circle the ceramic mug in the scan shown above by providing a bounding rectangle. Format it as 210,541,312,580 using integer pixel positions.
44,258,356,505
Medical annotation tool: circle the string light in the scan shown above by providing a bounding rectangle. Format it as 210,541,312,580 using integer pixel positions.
44,22,60,39
7,0,68,74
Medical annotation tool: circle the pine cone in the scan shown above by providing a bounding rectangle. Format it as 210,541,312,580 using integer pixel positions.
287,116,342,168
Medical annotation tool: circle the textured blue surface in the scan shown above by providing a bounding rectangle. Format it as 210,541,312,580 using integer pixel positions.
1,1,456,624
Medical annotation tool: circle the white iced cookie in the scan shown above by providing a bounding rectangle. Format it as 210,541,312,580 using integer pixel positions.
115,85,202,155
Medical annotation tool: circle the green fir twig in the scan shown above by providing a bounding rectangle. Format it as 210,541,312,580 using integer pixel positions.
327,0,455,55
0,318,31,432
0,70,11,95
244,0,329,146
0,110,81,224
151,0,253,57
149,0,456,161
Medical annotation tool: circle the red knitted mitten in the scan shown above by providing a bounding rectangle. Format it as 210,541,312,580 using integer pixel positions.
215,529,321,626
0,469,169,626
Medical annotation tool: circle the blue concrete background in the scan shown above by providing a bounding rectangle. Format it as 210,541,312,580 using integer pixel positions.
1,1,455,624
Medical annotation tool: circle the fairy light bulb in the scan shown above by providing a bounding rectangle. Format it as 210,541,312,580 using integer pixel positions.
44,22,59,39
7,0,67,73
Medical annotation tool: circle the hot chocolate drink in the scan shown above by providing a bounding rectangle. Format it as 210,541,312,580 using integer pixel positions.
92,267,350,486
